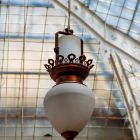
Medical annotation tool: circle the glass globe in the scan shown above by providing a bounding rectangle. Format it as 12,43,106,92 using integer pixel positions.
44,82,95,134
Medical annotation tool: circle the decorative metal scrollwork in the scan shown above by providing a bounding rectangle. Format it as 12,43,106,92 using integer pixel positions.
56,55,64,64
44,53,94,72
68,53,76,63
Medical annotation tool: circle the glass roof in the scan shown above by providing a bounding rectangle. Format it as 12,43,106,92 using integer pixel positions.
80,0,140,42
0,0,140,139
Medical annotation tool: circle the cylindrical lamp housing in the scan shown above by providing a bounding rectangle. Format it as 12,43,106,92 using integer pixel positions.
59,35,82,58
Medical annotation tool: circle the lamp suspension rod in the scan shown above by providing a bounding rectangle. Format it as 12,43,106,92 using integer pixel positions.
67,0,71,30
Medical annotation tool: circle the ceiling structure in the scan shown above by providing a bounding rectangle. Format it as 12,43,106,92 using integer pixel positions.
0,0,139,140
81,0,140,42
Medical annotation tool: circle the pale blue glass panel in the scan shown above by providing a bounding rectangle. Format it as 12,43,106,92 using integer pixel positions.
131,22,140,32
96,1,110,13
135,12,140,22
112,0,125,6
106,15,119,27
89,0,98,10
108,4,122,16
121,8,134,20
118,18,131,30
124,0,137,10
138,2,140,11
9,6,24,15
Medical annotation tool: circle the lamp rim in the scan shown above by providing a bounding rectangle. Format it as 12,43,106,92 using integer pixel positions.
49,63,89,84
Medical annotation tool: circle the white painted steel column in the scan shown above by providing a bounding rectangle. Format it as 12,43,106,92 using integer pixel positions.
110,54,140,140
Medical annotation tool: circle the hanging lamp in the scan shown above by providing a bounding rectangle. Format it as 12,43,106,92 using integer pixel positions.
44,1,95,140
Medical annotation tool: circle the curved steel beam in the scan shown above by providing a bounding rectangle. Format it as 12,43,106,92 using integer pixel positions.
51,0,140,67
0,33,94,41
1,0,53,8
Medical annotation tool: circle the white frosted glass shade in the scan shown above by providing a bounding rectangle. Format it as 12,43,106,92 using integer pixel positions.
59,35,81,58
44,83,95,134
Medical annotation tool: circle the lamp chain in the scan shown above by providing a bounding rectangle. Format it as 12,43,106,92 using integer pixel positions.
67,0,71,30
